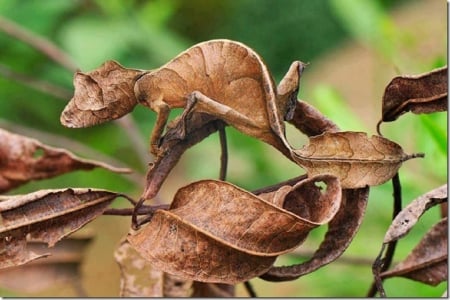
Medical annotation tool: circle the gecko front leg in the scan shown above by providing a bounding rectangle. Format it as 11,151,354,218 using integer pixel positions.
149,101,170,156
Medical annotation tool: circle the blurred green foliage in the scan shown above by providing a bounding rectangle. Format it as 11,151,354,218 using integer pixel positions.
0,0,446,297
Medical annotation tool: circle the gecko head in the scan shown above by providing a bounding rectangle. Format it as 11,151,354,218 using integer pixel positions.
61,60,143,128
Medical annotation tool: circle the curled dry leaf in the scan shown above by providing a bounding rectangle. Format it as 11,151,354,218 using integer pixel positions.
260,187,369,281
0,231,93,294
128,176,341,284
0,188,121,269
292,131,422,189
384,184,447,243
381,66,448,122
381,218,448,286
0,128,131,193
60,60,143,127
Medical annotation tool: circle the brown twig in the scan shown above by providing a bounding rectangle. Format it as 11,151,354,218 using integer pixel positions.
370,243,387,297
218,124,228,181
0,63,72,99
104,204,169,216
367,173,402,297
243,281,257,297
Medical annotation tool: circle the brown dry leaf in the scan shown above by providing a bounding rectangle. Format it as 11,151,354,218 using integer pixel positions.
384,184,447,243
260,187,369,281
381,66,448,122
0,188,121,269
0,128,131,193
292,131,421,188
0,231,93,294
128,176,341,284
140,119,223,201
287,99,339,136
60,60,143,127
381,218,447,286
116,232,233,297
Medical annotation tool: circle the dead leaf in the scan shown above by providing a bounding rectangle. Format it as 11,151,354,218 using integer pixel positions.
292,131,422,188
60,60,143,128
287,99,339,136
384,184,447,243
129,176,341,284
260,187,369,281
380,66,448,122
140,119,223,201
129,210,277,284
381,218,447,286
0,128,131,193
0,188,121,269
0,231,93,294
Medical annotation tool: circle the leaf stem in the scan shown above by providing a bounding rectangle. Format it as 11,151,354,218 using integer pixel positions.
0,63,72,99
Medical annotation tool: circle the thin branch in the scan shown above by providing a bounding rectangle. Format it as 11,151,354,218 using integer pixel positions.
0,63,72,99
243,281,257,297
0,15,78,72
218,124,228,181
104,204,169,216
367,173,402,297
384,172,402,269
369,243,387,297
